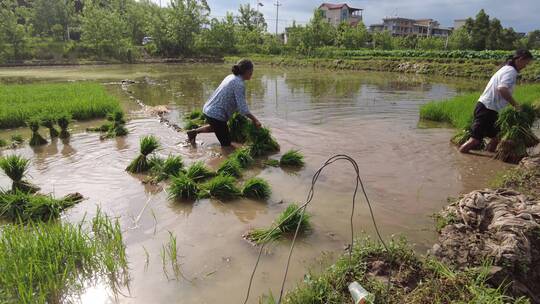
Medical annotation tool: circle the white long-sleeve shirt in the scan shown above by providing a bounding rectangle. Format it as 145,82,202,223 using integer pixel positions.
203,74,250,122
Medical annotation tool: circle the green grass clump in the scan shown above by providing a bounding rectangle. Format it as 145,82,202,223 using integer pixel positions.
245,203,310,245
231,147,254,168
126,135,160,173
168,174,199,201
280,150,305,167
0,155,40,193
27,118,48,146
0,82,121,129
217,158,243,177
0,211,129,303
248,126,280,157
40,115,59,138
495,104,539,163
57,113,71,139
149,155,184,183
200,175,242,200
185,161,215,182
242,177,271,200
228,113,251,143
0,191,81,222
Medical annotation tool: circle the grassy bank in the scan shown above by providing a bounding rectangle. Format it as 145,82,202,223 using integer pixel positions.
0,210,129,303
419,83,540,130
0,82,121,129
226,55,540,82
263,237,528,303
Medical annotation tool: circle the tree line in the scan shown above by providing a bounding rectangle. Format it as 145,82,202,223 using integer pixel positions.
1,0,539,63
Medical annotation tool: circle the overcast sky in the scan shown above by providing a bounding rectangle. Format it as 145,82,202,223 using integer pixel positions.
154,0,539,33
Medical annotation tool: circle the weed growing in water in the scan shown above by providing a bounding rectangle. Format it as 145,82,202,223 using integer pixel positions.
242,177,271,200
245,203,311,245
27,118,48,146
280,150,305,167
0,155,40,193
185,161,215,182
200,175,242,200
126,135,160,173
168,175,199,201
217,158,243,177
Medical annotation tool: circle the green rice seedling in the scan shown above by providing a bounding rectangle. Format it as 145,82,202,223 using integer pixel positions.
228,112,251,143
280,150,305,167
104,110,128,138
164,231,183,280
40,115,59,138
168,174,199,201
11,134,24,145
149,155,184,183
495,105,539,163
0,139,6,148
217,158,242,177
185,161,215,182
242,177,271,200
0,155,40,194
230,147,254,168
184,120,202,130
126,135,160,173
265,159,281,167
451,129,472,146
87,123,112,132
0,191,79,222
57,113,71,139
27,118,48,146
245,203,311,245
183,110,206,131
107,110,126,125
200,175,242,200
184,110,204,120
0,211,129,303
248,126,280,157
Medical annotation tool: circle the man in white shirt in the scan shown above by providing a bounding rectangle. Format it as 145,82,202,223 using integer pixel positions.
459,49,534,154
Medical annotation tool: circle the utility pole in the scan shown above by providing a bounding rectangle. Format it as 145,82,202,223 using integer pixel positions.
274,0,281,36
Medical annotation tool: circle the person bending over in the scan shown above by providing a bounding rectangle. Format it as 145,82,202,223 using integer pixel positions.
459,49,534,153
187,59,262,146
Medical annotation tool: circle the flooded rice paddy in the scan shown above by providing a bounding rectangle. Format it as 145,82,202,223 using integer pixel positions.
0,64,512,303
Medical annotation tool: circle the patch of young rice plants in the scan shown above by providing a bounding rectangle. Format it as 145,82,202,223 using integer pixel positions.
185,161,215,182
200,175,242,200
0,154,40,193
280,150,305,167
168,175,199,201
242,177,271,200
0,190,81,222
0,82,121,129
245,203,311,245
27,118,48,146
0,211,129,303
126,135,160,173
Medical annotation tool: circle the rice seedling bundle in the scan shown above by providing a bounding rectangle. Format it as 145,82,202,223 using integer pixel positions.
57,113,71,139
495,104,539,163
230,147,254,168
0,82,121,129
183,110,206,131
27,118,48,146
0,139,6,148
217,158,242,177
185,161,215,182
40,115,59,138
105,110,129,138
200,175,242,200
168,175,199,201
126,135,160,173
87,123,112,132
248,126,280,157
0,155,40,194
0,211,129,302
242,177,271,200
0,191,79,222
184,110,204,120
228,113,250,143
264,159,281,167
149,155,184,183
280,150,305,167
450,129,472,146
245,203,311,245
11,135,24,145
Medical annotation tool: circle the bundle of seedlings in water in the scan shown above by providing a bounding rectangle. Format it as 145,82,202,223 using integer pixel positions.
247,126,280,157
242,177,271,200
230,147,254,168
11,134,24,145
199,175,242,200
279,150,305,167
0,190,81,222
40,114,59,138
148,155,184,183
245,203,311,245
0,155,40,194
185,161,215,182
495,104,539,163
0,139,6,148
167,174,199,201
126,135,160,173
228,113,251,143
57,113,72,139
264,159,281,167
104,110,129,138
451,129,472,146
27,118,48,146
183,110,206,130
217,158,243,177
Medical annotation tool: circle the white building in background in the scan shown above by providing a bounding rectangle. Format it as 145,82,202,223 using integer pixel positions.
318,3,363,27
369,17,452,37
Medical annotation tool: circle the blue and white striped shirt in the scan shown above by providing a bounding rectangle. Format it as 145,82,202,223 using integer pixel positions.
203,74,250,122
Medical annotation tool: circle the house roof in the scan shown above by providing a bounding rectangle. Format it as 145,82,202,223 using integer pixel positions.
319,3,362,11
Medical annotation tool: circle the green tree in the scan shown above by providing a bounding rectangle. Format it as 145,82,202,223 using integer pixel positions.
417,37,445,50
372,30,393,50
524,30,540,49
31,0,76,40
0,0,31,59
470,9,490,50
237,3,266,32
486,18,504,50
448,27,472,50
195,14,236,55
336,21,369,49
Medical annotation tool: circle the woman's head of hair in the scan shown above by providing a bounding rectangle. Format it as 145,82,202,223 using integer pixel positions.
232,59,254,79
507,49,534,71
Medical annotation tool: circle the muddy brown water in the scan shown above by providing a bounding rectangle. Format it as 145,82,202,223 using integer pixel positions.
0,64,513,303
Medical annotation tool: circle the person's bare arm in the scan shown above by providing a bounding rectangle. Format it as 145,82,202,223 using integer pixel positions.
497,87,520,110
246,113,261,128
